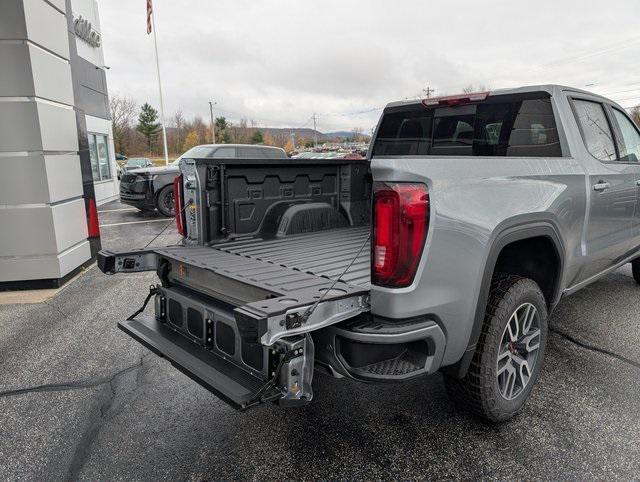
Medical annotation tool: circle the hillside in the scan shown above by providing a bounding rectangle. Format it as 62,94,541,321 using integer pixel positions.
255,127,370,142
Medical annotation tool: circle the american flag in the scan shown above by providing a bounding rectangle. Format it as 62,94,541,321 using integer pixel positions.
146,0,153,34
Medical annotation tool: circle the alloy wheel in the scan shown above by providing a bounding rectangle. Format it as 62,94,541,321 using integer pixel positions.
496,302,541,400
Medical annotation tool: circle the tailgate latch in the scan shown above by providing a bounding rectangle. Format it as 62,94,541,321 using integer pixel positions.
284,312,303,329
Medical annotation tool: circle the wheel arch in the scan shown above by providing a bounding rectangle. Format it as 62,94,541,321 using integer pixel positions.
444,217,565,378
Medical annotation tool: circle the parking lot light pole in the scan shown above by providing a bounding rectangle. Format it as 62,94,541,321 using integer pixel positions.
209,100,216,144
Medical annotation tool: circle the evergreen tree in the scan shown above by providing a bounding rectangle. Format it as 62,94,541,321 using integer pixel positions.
251,130,264,144
214,116,231,143
136,103,161,152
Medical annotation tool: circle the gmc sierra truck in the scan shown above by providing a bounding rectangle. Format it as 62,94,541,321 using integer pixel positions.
98,85,640,421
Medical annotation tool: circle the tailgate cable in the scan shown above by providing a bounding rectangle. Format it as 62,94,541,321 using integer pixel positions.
126,285,159,321
300,231,371,323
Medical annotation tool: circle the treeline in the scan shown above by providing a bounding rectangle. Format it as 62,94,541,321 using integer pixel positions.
110,95,301,157
110,94,640,158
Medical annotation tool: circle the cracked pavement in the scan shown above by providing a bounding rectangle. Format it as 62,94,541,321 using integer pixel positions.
1,200,640,480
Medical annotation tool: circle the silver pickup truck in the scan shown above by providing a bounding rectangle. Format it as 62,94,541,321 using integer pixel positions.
99,85,640,421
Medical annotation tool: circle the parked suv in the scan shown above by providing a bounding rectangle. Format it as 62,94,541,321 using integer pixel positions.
100,85,640,421
119,144,288,216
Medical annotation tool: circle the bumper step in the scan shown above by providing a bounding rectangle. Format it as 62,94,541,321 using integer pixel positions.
119,315,264,409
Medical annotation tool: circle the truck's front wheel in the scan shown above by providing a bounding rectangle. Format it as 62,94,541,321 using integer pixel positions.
155,185,175,217
444,275,548,422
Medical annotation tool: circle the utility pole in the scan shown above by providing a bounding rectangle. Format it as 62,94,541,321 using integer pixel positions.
209,100,216,144
313,113,318,148
422,86,435,98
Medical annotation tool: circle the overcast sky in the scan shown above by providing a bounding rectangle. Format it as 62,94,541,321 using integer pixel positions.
100,0,640,133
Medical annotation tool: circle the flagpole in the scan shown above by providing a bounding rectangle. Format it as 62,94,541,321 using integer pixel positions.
151,10,169,165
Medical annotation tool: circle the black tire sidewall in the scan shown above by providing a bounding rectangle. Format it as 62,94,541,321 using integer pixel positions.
481,278,548,420
155,185,175,217
632,260,640,284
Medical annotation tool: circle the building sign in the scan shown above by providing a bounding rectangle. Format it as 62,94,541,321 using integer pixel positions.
74,15,101,48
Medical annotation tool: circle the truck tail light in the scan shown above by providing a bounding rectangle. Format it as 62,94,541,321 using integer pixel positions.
173,175,186,237
372,182,429,287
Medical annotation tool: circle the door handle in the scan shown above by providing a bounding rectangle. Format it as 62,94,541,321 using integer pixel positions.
593,181,610,192
635,179,640,186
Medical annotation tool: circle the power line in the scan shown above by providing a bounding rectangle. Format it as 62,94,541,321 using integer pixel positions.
528,35,640,75
596,85,640,96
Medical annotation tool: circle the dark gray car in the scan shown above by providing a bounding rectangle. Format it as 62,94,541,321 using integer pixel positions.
119,144,288,216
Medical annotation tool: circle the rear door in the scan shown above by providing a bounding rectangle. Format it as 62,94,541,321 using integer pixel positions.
607,106,640,249
571,98,637,280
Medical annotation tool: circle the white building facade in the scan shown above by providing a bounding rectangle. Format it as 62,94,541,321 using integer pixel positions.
0,0,115,288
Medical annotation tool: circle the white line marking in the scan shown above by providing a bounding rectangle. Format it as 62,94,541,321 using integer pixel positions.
98,207,138,213
100,219,173,227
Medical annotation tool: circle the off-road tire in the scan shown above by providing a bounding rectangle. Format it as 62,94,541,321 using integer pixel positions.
444,274,548,422
155,185,175,217
631,260,640,284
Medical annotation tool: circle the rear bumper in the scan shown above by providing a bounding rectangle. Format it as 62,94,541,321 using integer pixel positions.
314,316,446,382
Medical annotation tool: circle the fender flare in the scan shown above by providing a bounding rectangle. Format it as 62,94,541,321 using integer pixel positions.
445,218,565,378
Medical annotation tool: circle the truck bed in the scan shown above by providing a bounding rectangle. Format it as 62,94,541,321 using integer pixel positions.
152,226,370,308
216,225,371,287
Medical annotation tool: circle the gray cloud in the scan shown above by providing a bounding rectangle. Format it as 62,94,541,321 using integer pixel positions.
100,0,640,132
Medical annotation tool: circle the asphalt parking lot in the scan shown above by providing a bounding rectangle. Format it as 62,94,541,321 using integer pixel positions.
1,199,639,480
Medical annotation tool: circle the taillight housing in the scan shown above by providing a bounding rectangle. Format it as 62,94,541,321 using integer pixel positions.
372,182,429,287
173,175,186,237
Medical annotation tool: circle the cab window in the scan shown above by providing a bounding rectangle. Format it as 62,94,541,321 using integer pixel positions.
572,100,617,161
611,108,640,162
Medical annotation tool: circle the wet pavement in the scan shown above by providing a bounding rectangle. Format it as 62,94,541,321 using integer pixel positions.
1,200,639,480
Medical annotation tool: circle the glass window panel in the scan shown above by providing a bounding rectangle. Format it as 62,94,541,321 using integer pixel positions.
88,134,100,181
612,108,640,162
572,100,617,161
96,135,111,180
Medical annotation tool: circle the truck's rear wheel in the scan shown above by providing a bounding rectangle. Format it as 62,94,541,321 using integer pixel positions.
444,274,548,422
631,259,640,284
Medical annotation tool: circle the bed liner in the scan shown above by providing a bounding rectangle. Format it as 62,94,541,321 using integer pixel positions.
152,224,370,306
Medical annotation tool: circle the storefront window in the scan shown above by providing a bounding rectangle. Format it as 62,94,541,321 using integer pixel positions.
89,133,112,181
88,134,99,181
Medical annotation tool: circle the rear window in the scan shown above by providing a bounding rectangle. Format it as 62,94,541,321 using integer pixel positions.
373,92,562,157
237,146,288,159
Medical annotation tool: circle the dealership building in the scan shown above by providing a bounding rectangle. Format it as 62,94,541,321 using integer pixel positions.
0,0,115,288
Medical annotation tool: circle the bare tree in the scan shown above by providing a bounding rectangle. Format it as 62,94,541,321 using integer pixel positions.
171,110,185,154
631,106,640,127
109,94,137,155
462,84,491,94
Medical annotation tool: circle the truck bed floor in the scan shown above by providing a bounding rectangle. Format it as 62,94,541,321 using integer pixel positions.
216,226,371,288
152,226,371,306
